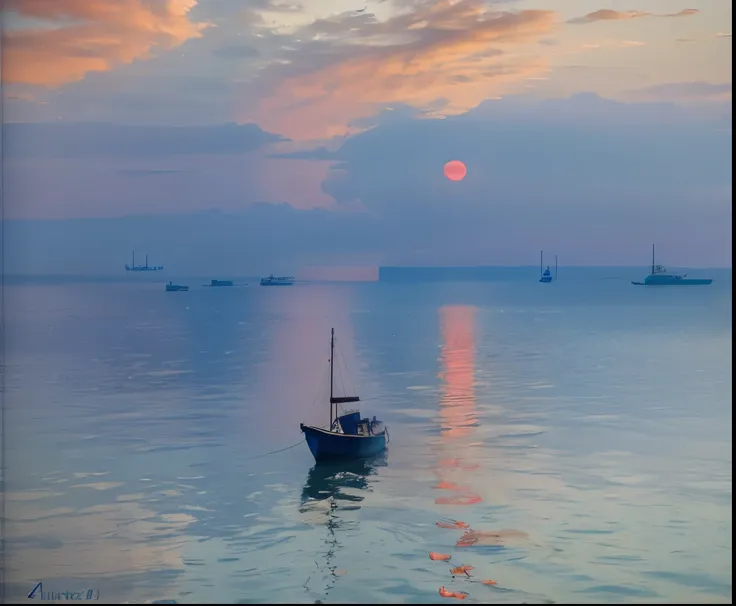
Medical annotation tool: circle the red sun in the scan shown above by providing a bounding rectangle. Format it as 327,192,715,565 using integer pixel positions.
444,160,467,181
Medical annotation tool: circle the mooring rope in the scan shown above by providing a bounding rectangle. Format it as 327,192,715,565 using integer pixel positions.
245,438,306,460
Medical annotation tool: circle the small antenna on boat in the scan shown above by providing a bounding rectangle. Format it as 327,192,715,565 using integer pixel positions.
652,243,655,275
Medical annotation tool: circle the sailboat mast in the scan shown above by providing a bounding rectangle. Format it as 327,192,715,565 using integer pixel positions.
555,254,558,280
540,250,543,277
329,328,335,428
145,253,149,269
132,251,135,266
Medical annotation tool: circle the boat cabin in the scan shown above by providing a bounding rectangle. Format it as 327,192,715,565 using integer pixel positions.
334,411,380,436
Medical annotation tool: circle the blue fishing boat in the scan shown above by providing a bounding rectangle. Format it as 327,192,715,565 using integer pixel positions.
300,328,388,462
539,250,557,283
632,245,713,286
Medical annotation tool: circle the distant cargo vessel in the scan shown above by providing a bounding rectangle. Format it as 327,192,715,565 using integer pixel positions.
632,245,713,286
260,275,294,286
209,279,234,287
125,251,163,272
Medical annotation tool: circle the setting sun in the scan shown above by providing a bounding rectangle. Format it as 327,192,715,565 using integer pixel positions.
444,160,467,182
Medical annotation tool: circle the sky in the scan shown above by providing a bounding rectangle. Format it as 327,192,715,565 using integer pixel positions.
2,0,732,274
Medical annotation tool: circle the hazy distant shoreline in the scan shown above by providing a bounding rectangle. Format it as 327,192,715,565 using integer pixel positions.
3,265,731,286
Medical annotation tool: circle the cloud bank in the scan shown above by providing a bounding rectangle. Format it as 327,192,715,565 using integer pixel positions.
2,0,209,86
239,0,558,139
4,93,730,268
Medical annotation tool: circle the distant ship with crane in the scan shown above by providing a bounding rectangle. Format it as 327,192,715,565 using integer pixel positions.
125,251,163,272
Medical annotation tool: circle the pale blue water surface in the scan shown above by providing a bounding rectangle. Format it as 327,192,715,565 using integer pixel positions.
3,269,732,604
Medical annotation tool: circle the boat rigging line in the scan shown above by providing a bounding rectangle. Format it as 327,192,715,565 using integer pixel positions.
244,362,331,460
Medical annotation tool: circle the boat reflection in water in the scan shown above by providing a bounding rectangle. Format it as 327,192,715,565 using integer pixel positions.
299,454,387,602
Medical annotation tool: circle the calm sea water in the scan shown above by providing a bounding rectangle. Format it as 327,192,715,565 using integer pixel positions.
3,270,732,604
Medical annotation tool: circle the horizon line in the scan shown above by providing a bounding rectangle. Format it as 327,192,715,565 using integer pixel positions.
3,265,732,281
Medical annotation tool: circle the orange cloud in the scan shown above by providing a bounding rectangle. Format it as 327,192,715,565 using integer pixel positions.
568,8,699,24
2,0,210,86
241,0,556,139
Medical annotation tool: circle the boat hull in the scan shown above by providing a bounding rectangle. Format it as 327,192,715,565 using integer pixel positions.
127,267,163,272
632,279,713,286
300,424,387,462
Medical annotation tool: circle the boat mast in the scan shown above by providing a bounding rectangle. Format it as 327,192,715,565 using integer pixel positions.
145,253,149,269
329,328,335,429
540,250,543,277
651,244,655,275
555,254,558,280
132,250,135,266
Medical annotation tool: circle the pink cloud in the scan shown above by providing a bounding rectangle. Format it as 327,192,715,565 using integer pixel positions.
239,0,557,139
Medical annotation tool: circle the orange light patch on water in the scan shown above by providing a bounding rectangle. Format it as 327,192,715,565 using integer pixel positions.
439,586,469,600
431,305,484,600
438,306,478,440
429,552,452,561
434,305,482,505
436,520,470,529
435,494,482,506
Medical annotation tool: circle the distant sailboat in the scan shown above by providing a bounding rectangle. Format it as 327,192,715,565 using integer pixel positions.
539,250,557,283
632,245,712,286
125,251,163,272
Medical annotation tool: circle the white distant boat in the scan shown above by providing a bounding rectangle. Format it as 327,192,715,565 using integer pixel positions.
632,245,713,286
260,275,295,286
